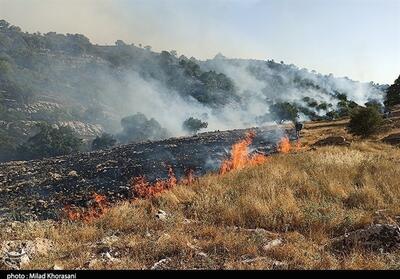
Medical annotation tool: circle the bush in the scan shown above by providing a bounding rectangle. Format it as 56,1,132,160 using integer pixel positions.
17,123,82,160
117,113,170,143
270,102,298,123
348,107,383,137
92,133,117,151
384,75,400,107
0,128,17,161
182,117,208,134
326,110,340,120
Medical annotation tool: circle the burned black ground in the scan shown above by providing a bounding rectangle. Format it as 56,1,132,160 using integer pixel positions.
0,126,295,222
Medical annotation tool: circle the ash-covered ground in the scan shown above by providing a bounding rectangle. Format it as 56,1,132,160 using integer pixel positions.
0,126,295,222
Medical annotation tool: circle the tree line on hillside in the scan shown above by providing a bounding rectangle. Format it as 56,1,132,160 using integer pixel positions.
0,18,399,161
0,113,211,161
3,70,399,162
0,19,238,109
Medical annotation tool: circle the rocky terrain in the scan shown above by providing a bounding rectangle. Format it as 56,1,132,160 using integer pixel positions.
1,100,104,141
0,126,295,222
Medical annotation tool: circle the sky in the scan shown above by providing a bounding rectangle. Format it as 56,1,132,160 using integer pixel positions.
0,0,399,84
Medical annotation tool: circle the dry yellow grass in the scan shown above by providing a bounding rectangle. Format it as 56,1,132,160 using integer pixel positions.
1,140,400,270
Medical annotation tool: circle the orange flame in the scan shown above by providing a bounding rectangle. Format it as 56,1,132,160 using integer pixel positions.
181,169,196,185
219,131,267,175
130,166,190,199
277,136,291,154
63,193,109,223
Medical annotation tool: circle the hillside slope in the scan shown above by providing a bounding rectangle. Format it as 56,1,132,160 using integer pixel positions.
0,19,387,162
0,126,294,222
1,113,400,270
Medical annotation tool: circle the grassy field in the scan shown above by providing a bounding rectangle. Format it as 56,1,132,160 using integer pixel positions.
2,109,400,270
2,138,400,270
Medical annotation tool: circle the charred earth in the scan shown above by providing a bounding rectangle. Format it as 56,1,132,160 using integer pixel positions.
0,126,295,222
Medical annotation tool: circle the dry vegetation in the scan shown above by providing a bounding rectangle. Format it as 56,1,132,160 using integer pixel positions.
2,110,400,270
2,139,400,270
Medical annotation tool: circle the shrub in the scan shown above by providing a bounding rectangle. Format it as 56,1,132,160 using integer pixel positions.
92,133,117,151
348,107,383,137
384,74,400,107
17,123,82,160
117,113,170,143
270,102,299,123
182,117,208,134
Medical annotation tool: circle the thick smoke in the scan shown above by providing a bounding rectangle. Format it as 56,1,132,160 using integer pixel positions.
94,69,253,136
86,53,385,139
202,57,384,114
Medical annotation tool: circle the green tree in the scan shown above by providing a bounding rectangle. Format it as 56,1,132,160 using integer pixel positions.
348,107,383,137
317,102,328,111
326,110,339,120
118,113,169,143
179,59,201,78
183,117,208,134
18,123,82,160
92,133,117,151
384,75,400,107
270,102,299,123
115,40,127,47
365,100,383,113
0,58,13,81
0,128,17,161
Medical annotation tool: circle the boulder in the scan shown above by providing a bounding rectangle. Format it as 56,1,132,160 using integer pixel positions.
0,238,53,269
330,224,400,252
263,238,282,251
156,210,168,220
53,264,64,270
68,170,78,177
150,258,171,270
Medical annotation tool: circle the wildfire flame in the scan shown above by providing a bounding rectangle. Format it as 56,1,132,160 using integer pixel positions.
63,193,109,223
219,131,268,175
181,169,195,185
64,131,301,222
131,166,195,199
277,136,291,154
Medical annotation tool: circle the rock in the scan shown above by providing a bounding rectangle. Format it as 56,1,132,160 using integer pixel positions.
382,133,400,146
19,253,30,266
103,252,114,261
241,256,270,264
68,170,78,177
313,136,350,147
100,235,119,246
272,260,288,270
99,248,120,263
1,247,29,269
53,264,64,270
49,172,62,181
197,252,208,258
330,224,400,252
156,210,168,220
150,258,171,270
1,238,53,269
10,222,22,228
263,238,282,251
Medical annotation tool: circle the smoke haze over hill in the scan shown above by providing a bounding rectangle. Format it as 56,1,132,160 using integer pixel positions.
0,0,399,84
0,17,391,162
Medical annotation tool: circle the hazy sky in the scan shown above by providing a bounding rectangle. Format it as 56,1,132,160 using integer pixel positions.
0,0,399,84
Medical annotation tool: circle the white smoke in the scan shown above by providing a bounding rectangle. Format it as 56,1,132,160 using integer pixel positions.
89,54,385,139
